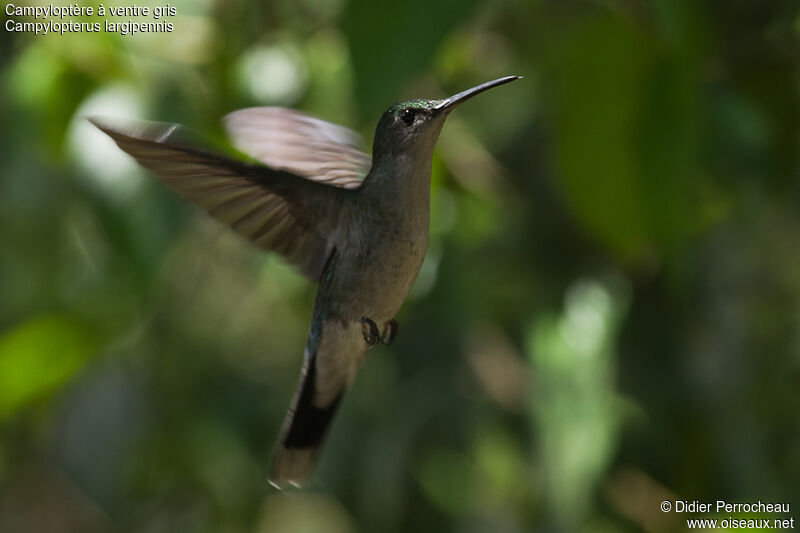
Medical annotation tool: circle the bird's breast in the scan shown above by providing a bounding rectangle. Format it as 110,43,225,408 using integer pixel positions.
327,206,429,322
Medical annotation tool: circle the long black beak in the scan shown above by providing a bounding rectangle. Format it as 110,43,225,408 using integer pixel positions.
435,75,522,113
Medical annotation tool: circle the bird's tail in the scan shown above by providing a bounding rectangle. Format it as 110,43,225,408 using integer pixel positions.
268,352,343,488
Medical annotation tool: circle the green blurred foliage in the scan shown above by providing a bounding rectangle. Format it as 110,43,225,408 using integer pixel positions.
1,0,799,531
0,315,98,417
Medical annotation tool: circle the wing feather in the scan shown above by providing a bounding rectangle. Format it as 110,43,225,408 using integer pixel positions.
223,107,372,190
90,116,350,280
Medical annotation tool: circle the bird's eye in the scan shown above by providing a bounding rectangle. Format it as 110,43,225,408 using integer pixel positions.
400,108,415,126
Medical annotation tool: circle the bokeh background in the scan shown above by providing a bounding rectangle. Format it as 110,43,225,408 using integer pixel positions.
1,0,799,531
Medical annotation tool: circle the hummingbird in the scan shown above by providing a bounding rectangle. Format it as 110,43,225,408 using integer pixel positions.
90,75,521,488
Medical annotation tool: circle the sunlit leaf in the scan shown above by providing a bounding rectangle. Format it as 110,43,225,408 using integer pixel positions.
0,315,99,417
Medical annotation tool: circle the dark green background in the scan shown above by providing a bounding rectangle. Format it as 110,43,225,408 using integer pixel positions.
1,0,798,531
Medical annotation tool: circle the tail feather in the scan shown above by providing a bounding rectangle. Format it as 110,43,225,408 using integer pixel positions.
269,352,343,488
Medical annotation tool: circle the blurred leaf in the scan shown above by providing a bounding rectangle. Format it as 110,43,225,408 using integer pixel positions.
527,279,628,526
6,42,66,109
472,424,529,508
0,315,98,417
416,449,472,514
546,12,654,262
256,493,356,533
343,0,480,117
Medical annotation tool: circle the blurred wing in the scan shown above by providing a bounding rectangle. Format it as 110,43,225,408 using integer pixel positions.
223,107,372,190
90,117,348,281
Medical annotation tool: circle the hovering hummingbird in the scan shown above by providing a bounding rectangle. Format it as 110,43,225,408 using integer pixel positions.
91,75,521,487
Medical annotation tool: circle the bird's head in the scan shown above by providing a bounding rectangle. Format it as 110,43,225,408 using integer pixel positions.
371,76,521,165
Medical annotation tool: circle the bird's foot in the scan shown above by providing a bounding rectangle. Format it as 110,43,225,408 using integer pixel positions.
381,320,398,345
360,317,379,346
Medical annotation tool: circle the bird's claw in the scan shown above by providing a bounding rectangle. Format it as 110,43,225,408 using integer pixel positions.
360,317,379,346
381,320,398,345
361,317,398,346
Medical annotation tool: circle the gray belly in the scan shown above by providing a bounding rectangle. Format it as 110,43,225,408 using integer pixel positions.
326,229,428,323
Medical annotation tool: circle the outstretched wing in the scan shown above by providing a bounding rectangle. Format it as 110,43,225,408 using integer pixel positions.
223,107,372,190
90,116,362,280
